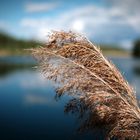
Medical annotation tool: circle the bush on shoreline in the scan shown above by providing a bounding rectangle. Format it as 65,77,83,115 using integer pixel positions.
133,40,140,58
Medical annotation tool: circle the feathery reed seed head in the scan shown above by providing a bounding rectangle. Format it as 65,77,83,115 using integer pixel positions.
31,31,140,139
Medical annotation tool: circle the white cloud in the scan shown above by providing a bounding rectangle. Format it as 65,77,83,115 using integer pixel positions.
20,4,140,48
106,0,140,12
25,2,59,13
72,19,85,32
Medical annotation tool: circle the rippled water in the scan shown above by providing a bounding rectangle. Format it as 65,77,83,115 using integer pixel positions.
0,56,140,140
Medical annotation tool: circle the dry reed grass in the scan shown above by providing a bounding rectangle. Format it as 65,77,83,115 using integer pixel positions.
31,31,140,139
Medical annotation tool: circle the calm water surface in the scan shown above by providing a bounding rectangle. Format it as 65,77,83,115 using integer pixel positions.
0,56,140,140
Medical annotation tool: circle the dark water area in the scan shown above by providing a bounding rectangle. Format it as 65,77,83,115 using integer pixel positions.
0,56,140,140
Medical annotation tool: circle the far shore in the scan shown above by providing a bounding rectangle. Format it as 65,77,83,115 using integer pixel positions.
0,49,131,58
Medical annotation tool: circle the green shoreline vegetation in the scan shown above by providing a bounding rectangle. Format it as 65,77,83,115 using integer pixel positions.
0,32,130,57
133,39,140,58
0,32,39,56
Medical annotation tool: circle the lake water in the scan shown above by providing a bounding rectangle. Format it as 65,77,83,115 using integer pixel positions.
0,56,140,140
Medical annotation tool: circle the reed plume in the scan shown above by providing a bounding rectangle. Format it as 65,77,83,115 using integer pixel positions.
31,31,140,139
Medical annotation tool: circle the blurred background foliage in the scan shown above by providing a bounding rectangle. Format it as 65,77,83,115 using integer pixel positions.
0,31,132,56
0,32,38,55
133,40,140,57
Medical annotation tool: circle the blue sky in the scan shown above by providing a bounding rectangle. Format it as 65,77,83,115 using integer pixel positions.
0,0,140,49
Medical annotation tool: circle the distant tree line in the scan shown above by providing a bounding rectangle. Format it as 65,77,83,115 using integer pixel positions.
0,32,130,56
0,32,38,50
133,40,140,57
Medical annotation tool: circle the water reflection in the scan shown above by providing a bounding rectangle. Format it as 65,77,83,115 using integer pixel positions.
133,65,140,76
0,63,34,77
0,56,36,77
0,56,140,140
